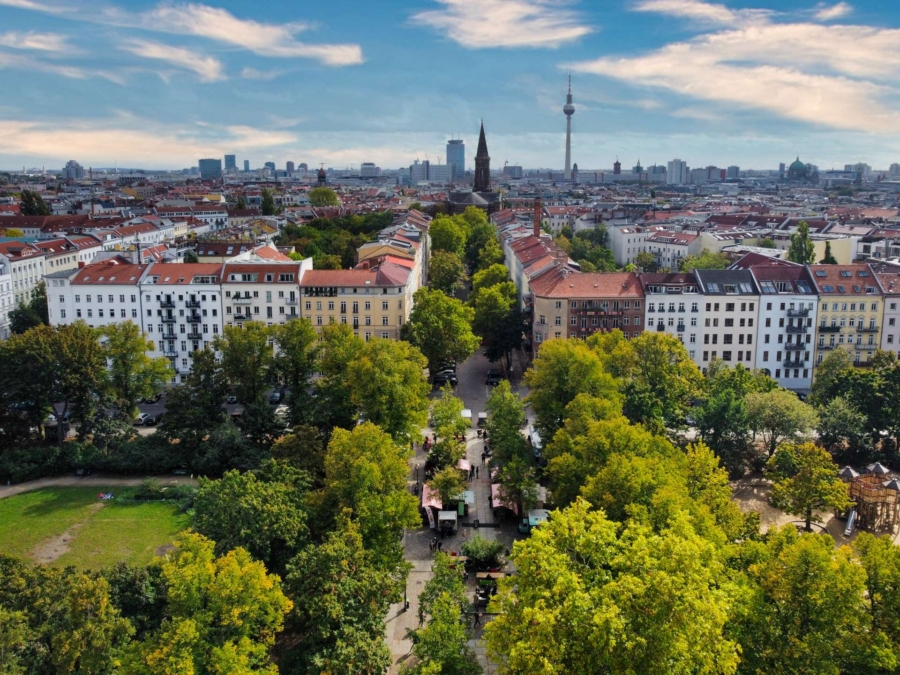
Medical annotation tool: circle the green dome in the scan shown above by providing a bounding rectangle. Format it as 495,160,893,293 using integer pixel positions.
789,157,806,171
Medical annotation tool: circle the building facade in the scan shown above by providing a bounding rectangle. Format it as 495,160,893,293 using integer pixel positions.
694,270,761,370
198,158,223,181
640,273,704,363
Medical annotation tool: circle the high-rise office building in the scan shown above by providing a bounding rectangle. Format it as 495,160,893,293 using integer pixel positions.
360,162,380,177
446,139,465,182
726,165,740,179
666,159,688,185
299,163,308,172
243,160,250,172
286,161,295,173
224,154,236,172
62,160,84,180
198,158,222,180
264,162,276,172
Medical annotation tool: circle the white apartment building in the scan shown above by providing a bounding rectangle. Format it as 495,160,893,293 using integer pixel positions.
694,269,761,371
749,265,818,391
44,259,146,331
666,159,689,185
0,260,13,339
0,242,47,306
646,231,702,272
639,273,705,364
222,260,312,328
876,269,900,356
140,263,225,382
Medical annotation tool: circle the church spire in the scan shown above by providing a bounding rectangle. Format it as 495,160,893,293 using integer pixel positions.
474,121,491,193
476,121,489,158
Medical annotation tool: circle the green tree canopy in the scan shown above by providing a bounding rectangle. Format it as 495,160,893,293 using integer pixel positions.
787,220,816,264
9,282,48,334
820,240,839,264
403,288,479,374
182,249,198,263
272,318,319,427
429,215,468,258
745,389,818,457
308,187,339,207
429,250,467,295
19,189,50,216
102,322,171,420
679,249,729,272
261,188,279,215
214,322,274,405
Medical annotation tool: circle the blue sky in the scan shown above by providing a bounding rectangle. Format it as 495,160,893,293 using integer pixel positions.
1,0,899,172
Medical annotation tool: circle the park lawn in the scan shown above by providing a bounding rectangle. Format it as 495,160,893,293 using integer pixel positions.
0,486,189,569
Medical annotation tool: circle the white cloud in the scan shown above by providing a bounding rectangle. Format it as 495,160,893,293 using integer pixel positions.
241,67,282,80
0,31,71,51
633,0,771,26
121,38,225,82
568,0,900,133
0,49,124,82
411,0,591,49
0,0,66,12
815,2,852,21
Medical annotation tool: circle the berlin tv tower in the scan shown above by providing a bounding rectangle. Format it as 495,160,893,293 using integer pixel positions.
563,74,575,180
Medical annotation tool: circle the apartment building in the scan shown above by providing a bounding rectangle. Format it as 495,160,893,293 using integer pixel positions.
298,261,413,341
530,269,644,346
0,241,47,305
694,269,761,370
0,260,13,339
646,230,702,271
809,264,884,368
639,273,704,362
222,260,312,328
749,264,818,391
33,235,103,274
875,268,900,356
139,263,225,381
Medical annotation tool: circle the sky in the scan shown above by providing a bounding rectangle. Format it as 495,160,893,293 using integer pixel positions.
1,0,899,172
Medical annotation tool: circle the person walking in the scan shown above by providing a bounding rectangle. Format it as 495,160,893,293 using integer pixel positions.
429,538,434,554
475,466,479,478
437,541,443,553
473,612,482,628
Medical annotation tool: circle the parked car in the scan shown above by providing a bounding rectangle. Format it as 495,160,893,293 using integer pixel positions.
433,371,458,386
486,369,501,386
437,361,457,373
143,392,162,403
134,413,151,426
268,391,282,404
226,394,238,404
144,412,164,426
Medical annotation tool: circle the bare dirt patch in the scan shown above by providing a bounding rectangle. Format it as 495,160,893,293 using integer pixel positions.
29,502,104,564
154,543,175,557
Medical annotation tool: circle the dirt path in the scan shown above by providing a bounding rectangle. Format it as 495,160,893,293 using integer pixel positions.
30,502,105,564
0,474,198,500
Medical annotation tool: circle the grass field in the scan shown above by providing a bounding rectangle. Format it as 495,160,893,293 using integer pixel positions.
0,486,190,569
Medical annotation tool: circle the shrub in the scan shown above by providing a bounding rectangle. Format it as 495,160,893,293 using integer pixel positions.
460,535,504,571
135,478,164,500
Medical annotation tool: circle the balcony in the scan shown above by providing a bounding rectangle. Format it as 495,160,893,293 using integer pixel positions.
787,308,810,318
677,324,686,332
857,326,879,333
783,359,805,368
186,315,201,323
785,325,808,334
185,300,201,308
285,298,298,305
161,316,176,323
233,297,252,305
785,343,807,351
691,308,699,312
818,344,835,350
855,361,875,368
163,350,178,358
855,344,878,351
233,314,251,321
160,300,175,309
187,332,202,340
656,324,665,332
819,325,841,333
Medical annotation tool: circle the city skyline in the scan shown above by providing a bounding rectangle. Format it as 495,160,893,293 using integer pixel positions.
1,0,900,171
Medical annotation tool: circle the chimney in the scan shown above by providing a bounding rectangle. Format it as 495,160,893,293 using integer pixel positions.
534,197,542,238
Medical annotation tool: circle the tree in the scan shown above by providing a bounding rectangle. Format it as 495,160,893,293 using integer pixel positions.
430,384,469,441
634,251,656,271
733,526,879,674
429,216,467,257
260,188,279,215
284,517,404,675
484,381,527,469
485,499,740,675
810,348,853,406
192,465,310,573
476,237,505,271
854,532,900,665
181,249,198,263
123,533,292,675
102,322,171,420
271,425,326,485
787,220,816,264
820,240,839,264
313,253,342,270
403,288,479,375
679,249,729,272
766,442,850,531
758,237,776,248
524,338,621,441
236,195,247,210
405,556,480,675
471,284,523,367
427,466,467,508
469,264,509,298
19,189,50,216
7,322,108,444
308,187,339,207
2,228,24,238
496,455,538,517
215,322,274,405
429,250,467,295
817,396,869,460
9,282,48,334
314,324,365,433
464,221,497,270
347,338,430,443
746,389,818,457
695,388,751,476
272,318,318,426
321,423,420,565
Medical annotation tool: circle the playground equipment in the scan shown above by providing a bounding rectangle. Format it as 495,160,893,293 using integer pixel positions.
839,463,900,534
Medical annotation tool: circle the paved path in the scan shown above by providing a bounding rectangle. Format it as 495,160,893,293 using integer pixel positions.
0,474,198,500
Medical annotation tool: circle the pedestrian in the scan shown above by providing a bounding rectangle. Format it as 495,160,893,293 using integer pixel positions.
428,538,434,554
473,612,482,628
437,541,443,552
481,453,486,466
475,466,479,478
463,570,469,583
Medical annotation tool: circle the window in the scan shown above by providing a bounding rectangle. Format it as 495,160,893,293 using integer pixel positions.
722,351,732,361
382,316,389,326
725,303,735,312
555,316,562,326
724,318,734,327
305,301,311,311
689,334,696,343
382,301,389,310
